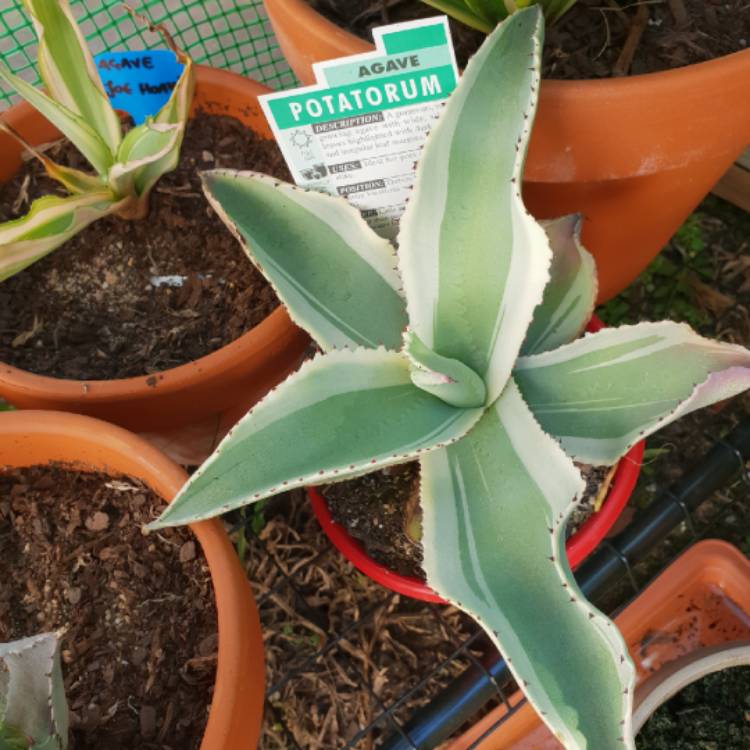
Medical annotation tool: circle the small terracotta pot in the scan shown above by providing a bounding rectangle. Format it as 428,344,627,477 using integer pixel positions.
0,65,309,462
445,539,750,749
309,316,645,603
0,410,264,750
262,0,750,301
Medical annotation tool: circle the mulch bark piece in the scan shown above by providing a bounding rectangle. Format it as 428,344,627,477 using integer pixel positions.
309,0,750,76
0,465,217,750
323,460,610,579
0,113,290,380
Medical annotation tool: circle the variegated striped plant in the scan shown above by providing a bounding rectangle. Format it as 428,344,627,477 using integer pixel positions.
0,632,68,750
422,0,577,32
0,0,194,282
151,8,750,748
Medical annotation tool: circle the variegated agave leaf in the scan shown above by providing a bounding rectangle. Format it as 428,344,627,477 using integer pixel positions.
154,8,750,749
421,381,635,748
0,61,114,177
522,214,597,356
20,0,122,155
397,5,551,405
200,170,407,352
515,322,750,465
0,633,68,750
0,122,105,196
108,122,183,215
0,192,121,282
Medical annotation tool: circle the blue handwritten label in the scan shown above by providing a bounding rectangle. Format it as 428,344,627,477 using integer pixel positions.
94,50,183,125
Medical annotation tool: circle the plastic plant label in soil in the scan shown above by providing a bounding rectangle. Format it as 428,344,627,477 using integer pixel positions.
94,50,184,125
260,16,458,239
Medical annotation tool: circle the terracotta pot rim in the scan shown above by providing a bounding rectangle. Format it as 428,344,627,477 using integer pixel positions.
0,409,263,749
0,65,296,403
308,315,645,603
0,304,291,394
275,0,750,86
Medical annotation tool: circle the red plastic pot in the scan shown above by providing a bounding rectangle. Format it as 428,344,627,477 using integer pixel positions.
309,316,645,603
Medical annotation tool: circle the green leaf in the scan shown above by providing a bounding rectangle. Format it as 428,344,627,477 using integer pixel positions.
421,0,496,32
521,215,597,355
420,0,577,26
0,723,30,750
21,0,121,155
108,122,182,199
542,0,578,23
465,0,506,26
0,122,104,196
153,47,194,127
152,348,483,528
201,170,408,351
420,381,634,750
403,330,487,408
397,7,550,404
0,62,112,176
0,633,68,750
0,192,118,281
515,322,750,464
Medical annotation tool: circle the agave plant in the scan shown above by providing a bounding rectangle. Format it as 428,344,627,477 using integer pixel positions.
0,0,194,282
0,633,68,750
422,0,576,32
151,8,750,747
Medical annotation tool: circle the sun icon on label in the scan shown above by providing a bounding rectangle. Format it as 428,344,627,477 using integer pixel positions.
290,129,313,150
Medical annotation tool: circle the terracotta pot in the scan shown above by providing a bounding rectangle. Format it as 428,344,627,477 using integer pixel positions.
262,0,750,301
445,539,750,749
309,316,645,603
0,410,264,750
0,65,309,463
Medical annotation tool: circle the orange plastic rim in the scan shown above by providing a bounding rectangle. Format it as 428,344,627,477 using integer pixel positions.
0,410,264,750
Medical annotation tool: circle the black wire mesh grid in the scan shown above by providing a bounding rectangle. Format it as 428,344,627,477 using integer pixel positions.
238,418,750,750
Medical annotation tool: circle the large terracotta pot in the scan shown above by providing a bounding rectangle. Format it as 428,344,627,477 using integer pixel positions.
0,410,265,750
263,0,750,301
445,539,750,749
0,65,309,463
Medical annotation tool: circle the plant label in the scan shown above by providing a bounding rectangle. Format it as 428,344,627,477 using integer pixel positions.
260,17,459,239
94,50,184,125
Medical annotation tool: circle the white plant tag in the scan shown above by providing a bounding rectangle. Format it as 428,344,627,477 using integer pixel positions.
260,17,459,239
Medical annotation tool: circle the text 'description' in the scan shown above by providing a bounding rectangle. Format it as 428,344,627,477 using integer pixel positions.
259,17,458,239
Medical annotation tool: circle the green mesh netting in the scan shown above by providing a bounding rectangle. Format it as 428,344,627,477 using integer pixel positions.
0,0,297,110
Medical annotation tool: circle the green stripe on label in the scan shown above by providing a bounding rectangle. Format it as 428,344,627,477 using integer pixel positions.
267,65,457,129
382,23,447,53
